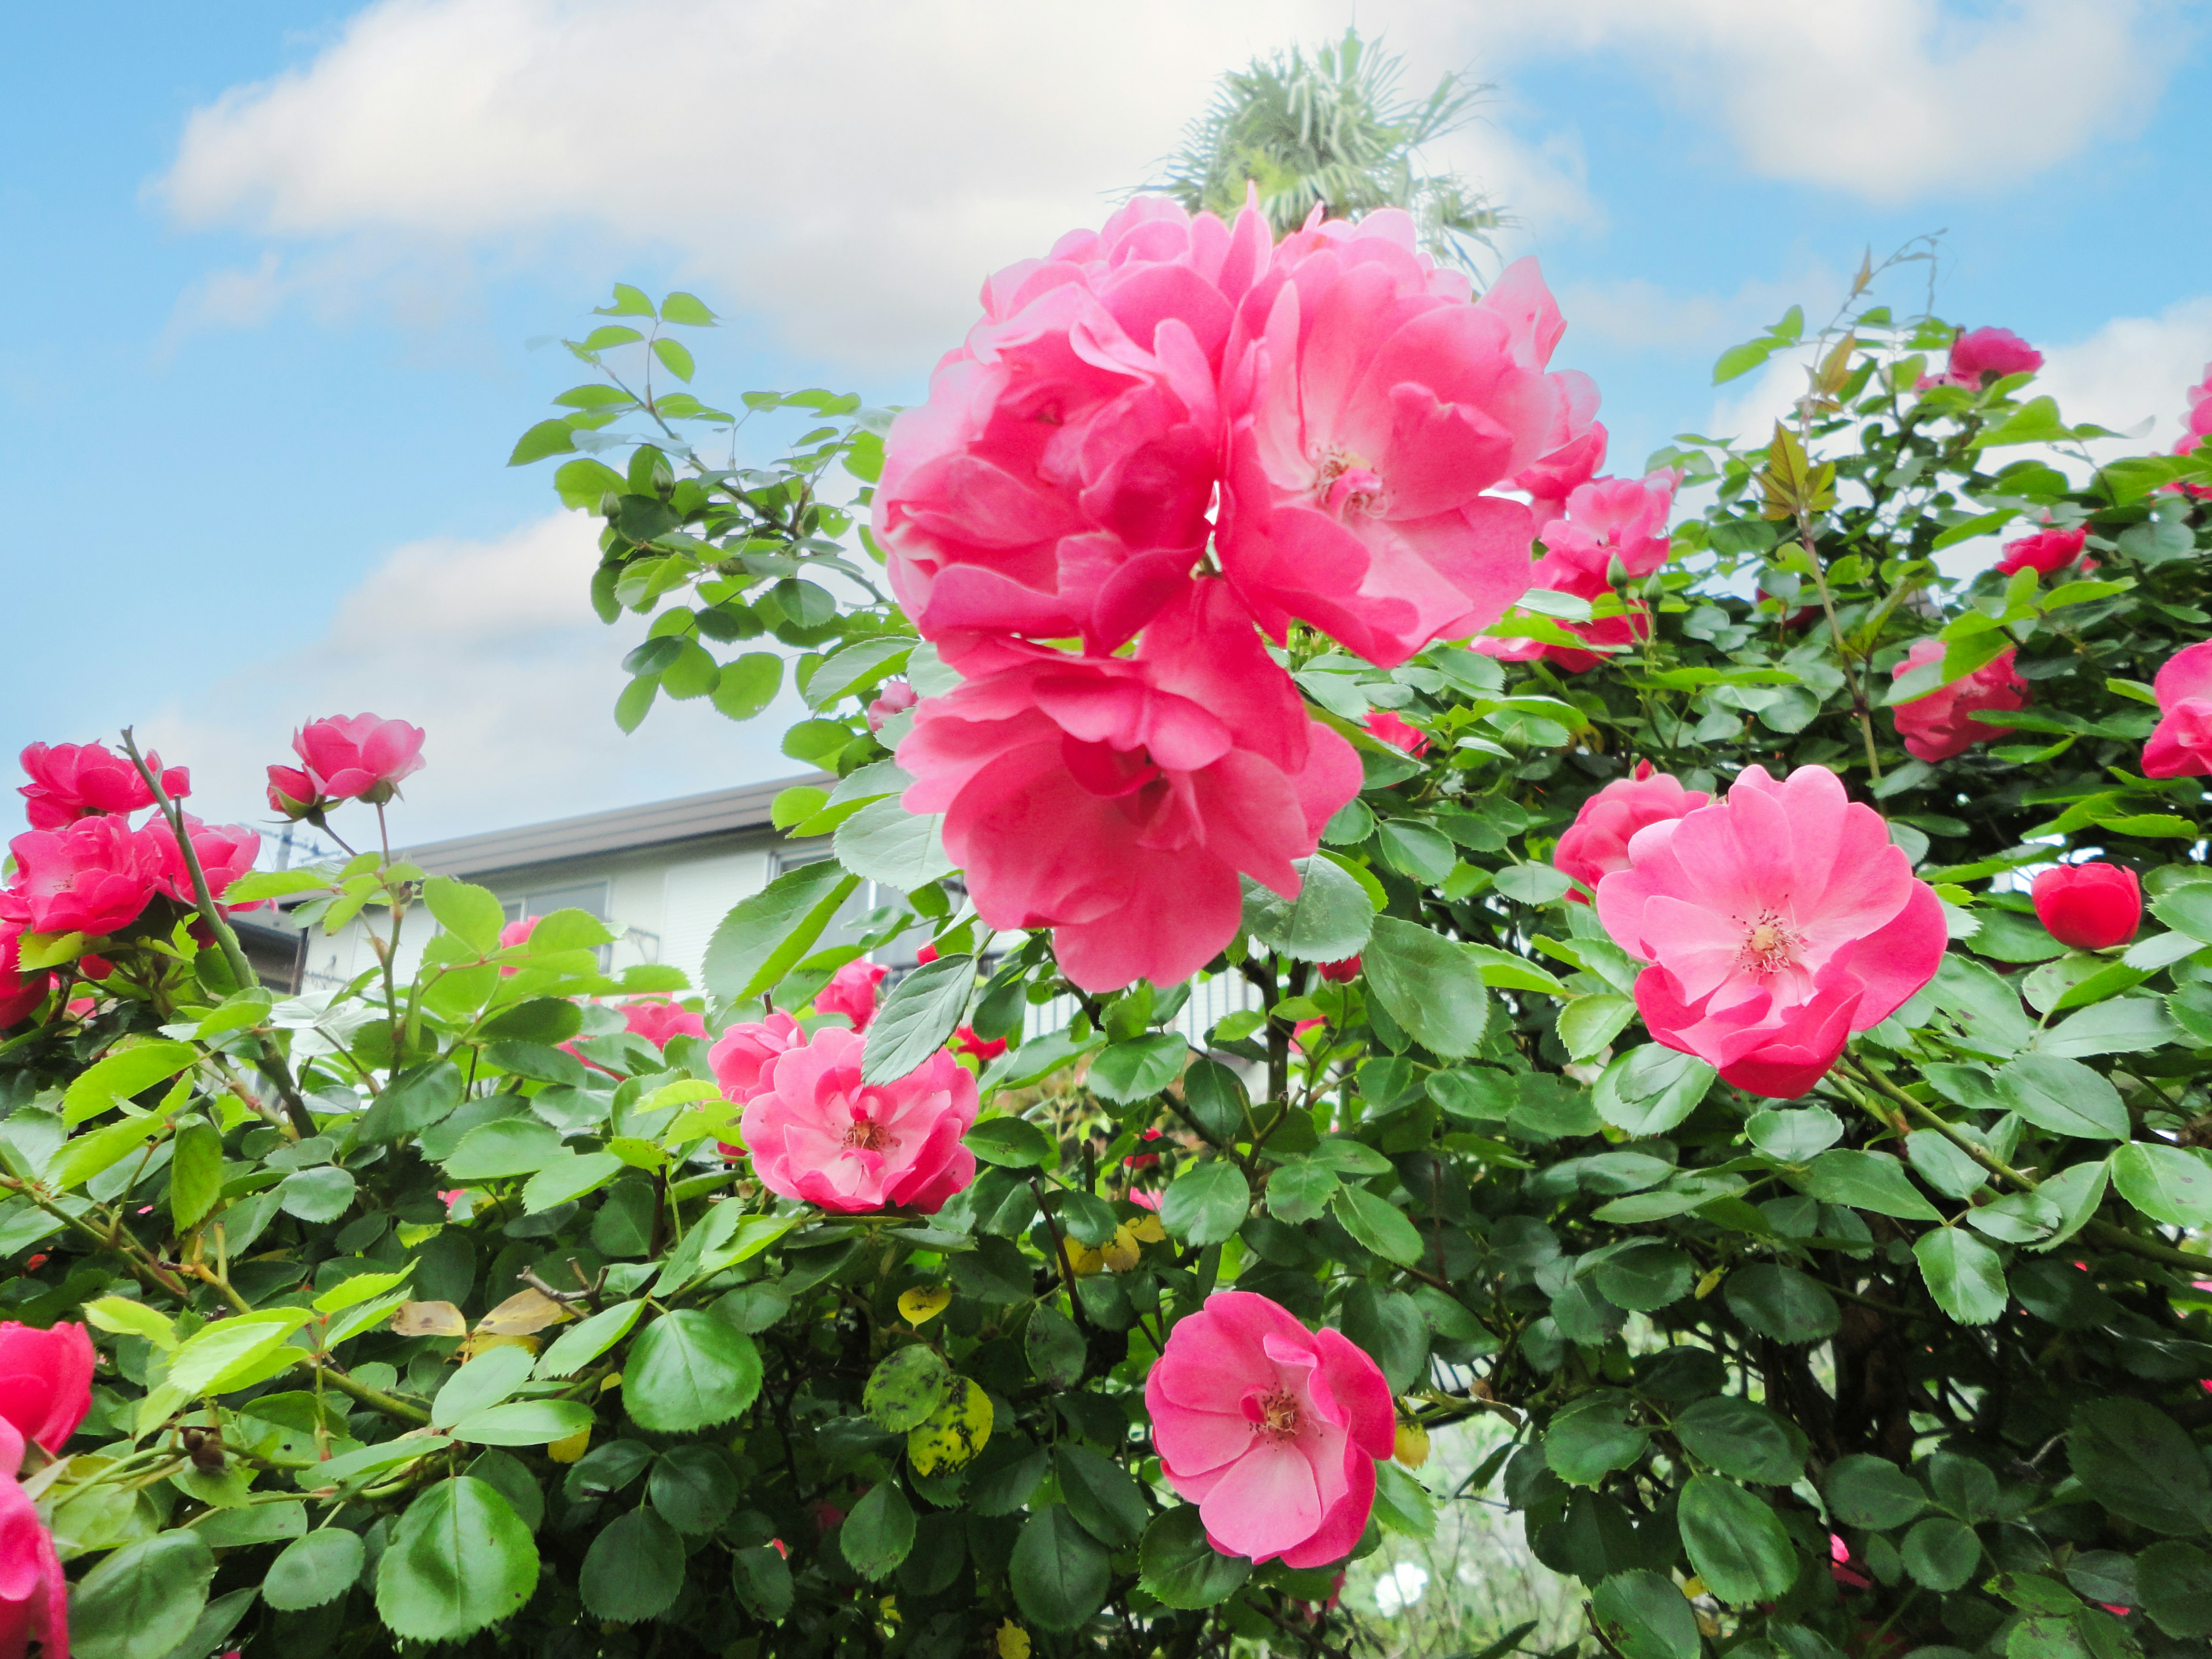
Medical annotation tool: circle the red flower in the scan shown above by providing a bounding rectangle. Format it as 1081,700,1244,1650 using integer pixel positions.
2031,862,2140,951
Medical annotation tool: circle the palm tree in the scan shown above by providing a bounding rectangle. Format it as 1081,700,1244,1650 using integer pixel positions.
1148,28,1509,272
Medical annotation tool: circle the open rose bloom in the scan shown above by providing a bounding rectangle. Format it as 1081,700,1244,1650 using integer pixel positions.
0,1418,67,1659
17,741,186,830
1146,1291,1395,1567
740,1025,978,1213
0,1322,92,1455
2143,640,2212,777
1596,764,1945,1097
1888,639,2027,762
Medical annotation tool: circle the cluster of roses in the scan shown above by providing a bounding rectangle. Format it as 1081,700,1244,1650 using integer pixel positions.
0,743,257,1024
1544,640,2212,1097
264,713,425,821
873,194,1672,993
0,1321,92,1657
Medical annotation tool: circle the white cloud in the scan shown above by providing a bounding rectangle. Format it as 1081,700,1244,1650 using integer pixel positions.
2038,297,2212,446
127,512,809,849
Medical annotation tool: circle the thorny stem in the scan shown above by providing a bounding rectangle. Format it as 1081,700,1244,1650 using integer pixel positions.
1029,1174,1094,1338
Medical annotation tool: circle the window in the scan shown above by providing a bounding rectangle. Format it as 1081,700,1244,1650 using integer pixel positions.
501,882,612,965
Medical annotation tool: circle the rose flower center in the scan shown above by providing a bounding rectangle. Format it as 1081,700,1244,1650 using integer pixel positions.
1737,910,1802,975
1313,449,1386,517
1250,1387,1304,1442
842,1107,897,1154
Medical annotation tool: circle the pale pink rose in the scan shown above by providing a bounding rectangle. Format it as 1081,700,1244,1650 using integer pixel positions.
1994,527,2089,578
141,815,260,907
1888,639,2027,762
1472,555,1647,673
1217,233,1596,668
1537,471,1679,584
897,579,1361,992
740,1025,979,1213
710,1010,808,1104
495,915,538,978
0,926,48,1029
17,741,187,830
290,714,426,805
1553,762,1709,902
816,960,888,1032
0,1421,67,1659
1145,1291,1395,1568
876,196,1271,661
620,998,707,1050
2,816,161,937
2144,640,2212,778
866,680,919,733
1594,763,1945,1099
1510,422,1608,536
1362,710,1428,757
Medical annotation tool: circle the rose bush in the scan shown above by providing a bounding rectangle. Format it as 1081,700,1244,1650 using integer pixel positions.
7,219,2212,1659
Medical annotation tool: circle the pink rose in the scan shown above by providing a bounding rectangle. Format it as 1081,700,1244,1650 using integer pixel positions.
2143,640,2212,778
952,1027,1009,1062
876,196,1271,660
1472,556,1648,674
2,816,161,937
1553,762,1710,902
1218,237,1595,668
495,915,538,977
866,680,919,733
1315,956,1361,983
1594,763,1945,1098
2032,862,2141,952
0,927,49,1029
1940,326,2042,388
1537,471,1680,585
1145,1291,1395,1567
141,815,260,906
0,1321,92,1454
17,741,187,830
289,714,426,805
897,579,1360,992
1362,710,1428,757
710,1010,808,1105
740,1025,979,1214
1994,526,2089,578
816,960,888,1032
0,1421,67,1659
266,764,318,821
1127,1185,1162,1211
1888,639,2027,761
620,998,707,1050
1511,422,1608,536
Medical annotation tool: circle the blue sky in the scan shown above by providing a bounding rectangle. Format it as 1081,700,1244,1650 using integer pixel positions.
4,0,2206,847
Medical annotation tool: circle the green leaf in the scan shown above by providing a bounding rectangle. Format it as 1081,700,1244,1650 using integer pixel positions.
1056,1444,1148,1548
660,291,718,326
1139,1506,1251,1609
70,1529,215,1659
1593,1046,1715,1136
1010,1505,1111,1632
842,1481,916,1581
82,1296,177,1351
865,1344,952,1432
1238,858,1374,961
423,876,507,954
536,1300,644,1380
2109,1141,2212,1226
1592,1569,1700,1659
647,1444,737,1536
523,1150,626,1212
277,1165,356,1224
63,1040,198,1126
507,418,577,465
2138,1540,2212,1638
1266,1160,1340,1224
1902,1516,1982,1591
1333,1182,1425,1266
450,1400,596,1446
1558,995,1638,1062
442,1119,563,1180
168,1309,310,1396
374,1478,539,1643
1994,1055,2130,1141
1798,1149,1941,1220
1160,1161,1249,1247
623,1310,762,1433
1679,1474,1798,1605
1544,1396,1647,1486
1493,863,1574,905
581,1506,685,1623
965,1117,1053,1168
598,286,655,318
651,337,695,382
1714,339,1775,384
1745,1105,1843,1162
1025,1305,1086,1391
1673,1395,1804,1485
730,1544,794,1621
358,1060,464,1141
1592,1241,1694,1312
1978,395,2067,447
1363,917,1490,1058
1378,819,1456,885
702,861,857,1000
2069,1397,2212,1534
861,954,973,1083
1087,1034,1189,1104
1915,1228,2009,1325
168,1120,222,1232
263,1528,366,1611
711,652,783,720
834,795,951,888
805,637,912,708
1824,1453,1927,1530
1724,1263,1840,1344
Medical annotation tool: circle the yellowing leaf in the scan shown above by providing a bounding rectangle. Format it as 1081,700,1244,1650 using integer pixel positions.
476,1287,571,1336
1100,1225,1141,1273
459,1331,541,1361
897,1286,950,1327
997,1620,1032,1659
547,1427,592,1464
907,1377,992,1475
1395,1422,1431,1468
1127,1215,1167,1245
389,1301,468,1338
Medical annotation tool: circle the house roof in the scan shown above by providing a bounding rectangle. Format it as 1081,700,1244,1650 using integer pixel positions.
393,772,831,881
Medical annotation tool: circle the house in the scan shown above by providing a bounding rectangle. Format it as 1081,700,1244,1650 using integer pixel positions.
280,775,1263,1043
